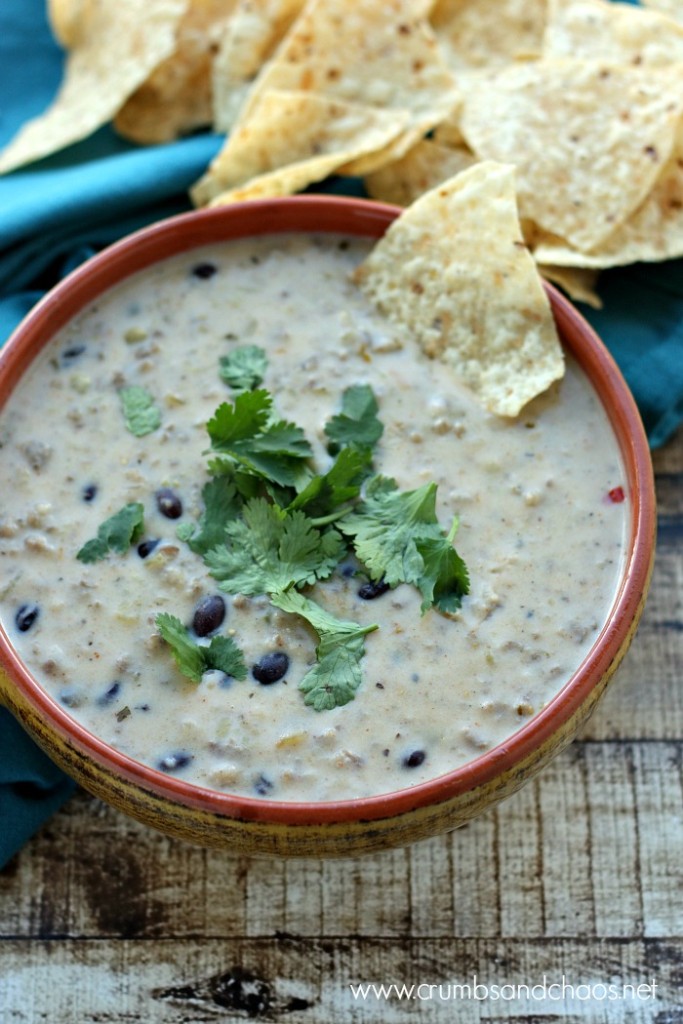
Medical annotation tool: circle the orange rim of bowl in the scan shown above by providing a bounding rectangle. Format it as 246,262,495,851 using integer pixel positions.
0,195,656,827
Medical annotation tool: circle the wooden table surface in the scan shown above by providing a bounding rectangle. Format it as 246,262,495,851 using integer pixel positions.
1,427,681,1024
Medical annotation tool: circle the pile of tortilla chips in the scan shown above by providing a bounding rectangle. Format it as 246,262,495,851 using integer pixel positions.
3,0,683,290
2,0,683,413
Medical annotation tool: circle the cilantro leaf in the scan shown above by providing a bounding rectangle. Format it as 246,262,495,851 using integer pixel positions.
219,344,268,391
119,386,161,437
271,589,378,710
203,634,249,679
77,502,145,563
341,476,437,587
324,384,383,452
176,476,242,555
288,445,373,518
341,476,469,612
415,523,470,614
156,613,247,684
207,389,312,487
207,389,270,444
205,498,345,595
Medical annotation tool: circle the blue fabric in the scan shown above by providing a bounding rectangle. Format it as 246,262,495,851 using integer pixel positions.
1,0,682,868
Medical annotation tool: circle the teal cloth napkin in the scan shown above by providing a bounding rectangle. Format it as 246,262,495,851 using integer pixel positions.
1,0,682,868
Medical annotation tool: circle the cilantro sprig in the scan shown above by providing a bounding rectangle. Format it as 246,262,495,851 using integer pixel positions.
340,476,470,613
271,589,378,710
156,613,247,683
204,498,345,595
324,384,384,452
87,344,469,709
77,502,144,563
207,389,312,487
176,476,242,555
119,385,161,437
219,344,268,391
181,363,467,705
287,445,373,519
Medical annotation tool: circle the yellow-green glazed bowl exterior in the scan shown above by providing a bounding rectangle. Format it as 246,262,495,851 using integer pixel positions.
0,197,656,858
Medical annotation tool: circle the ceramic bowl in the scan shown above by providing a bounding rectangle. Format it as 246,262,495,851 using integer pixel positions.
0,196,656,857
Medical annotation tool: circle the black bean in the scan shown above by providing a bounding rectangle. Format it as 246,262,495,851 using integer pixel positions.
192,595,226,637
59,687,86,708
191,262,217,279
60,344,86,364
97,681,121,706
82,483,98,502
252,651,289,685
403,749,426,769
15,604,39,632
157,751,193,772
156,488,183,519
254,773,273,795
137,538,160,558
358,578,390,600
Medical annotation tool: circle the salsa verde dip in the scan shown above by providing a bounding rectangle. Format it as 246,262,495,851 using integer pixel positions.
0,233,628,801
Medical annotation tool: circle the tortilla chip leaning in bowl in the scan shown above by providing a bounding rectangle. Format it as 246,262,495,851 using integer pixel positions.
354,160,564,418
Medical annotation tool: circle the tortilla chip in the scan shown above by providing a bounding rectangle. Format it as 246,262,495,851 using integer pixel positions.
640,0,683,21
364,138,479,207
460,59,683,251
430,0,547,70
115,0,239,144
0,0,188,174
533,120,683,268
543,0,683,65
354,161,564,417
212,0,306,133
192,90,409,207
538,265,602,309
430,113,468,149
232,0,458,139
47,0,93,48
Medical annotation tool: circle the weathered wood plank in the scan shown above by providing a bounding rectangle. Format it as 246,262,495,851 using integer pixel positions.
408,832,455,937
537,744,596,938
631,742,683,938
583,744,643,938
2,741,681,944
496,776,545,939
0,937,678,1023
450,808,501,938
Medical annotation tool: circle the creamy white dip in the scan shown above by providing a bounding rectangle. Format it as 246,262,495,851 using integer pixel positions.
0,234,628,801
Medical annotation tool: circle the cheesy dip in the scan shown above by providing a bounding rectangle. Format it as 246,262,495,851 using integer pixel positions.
0,233,628,801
